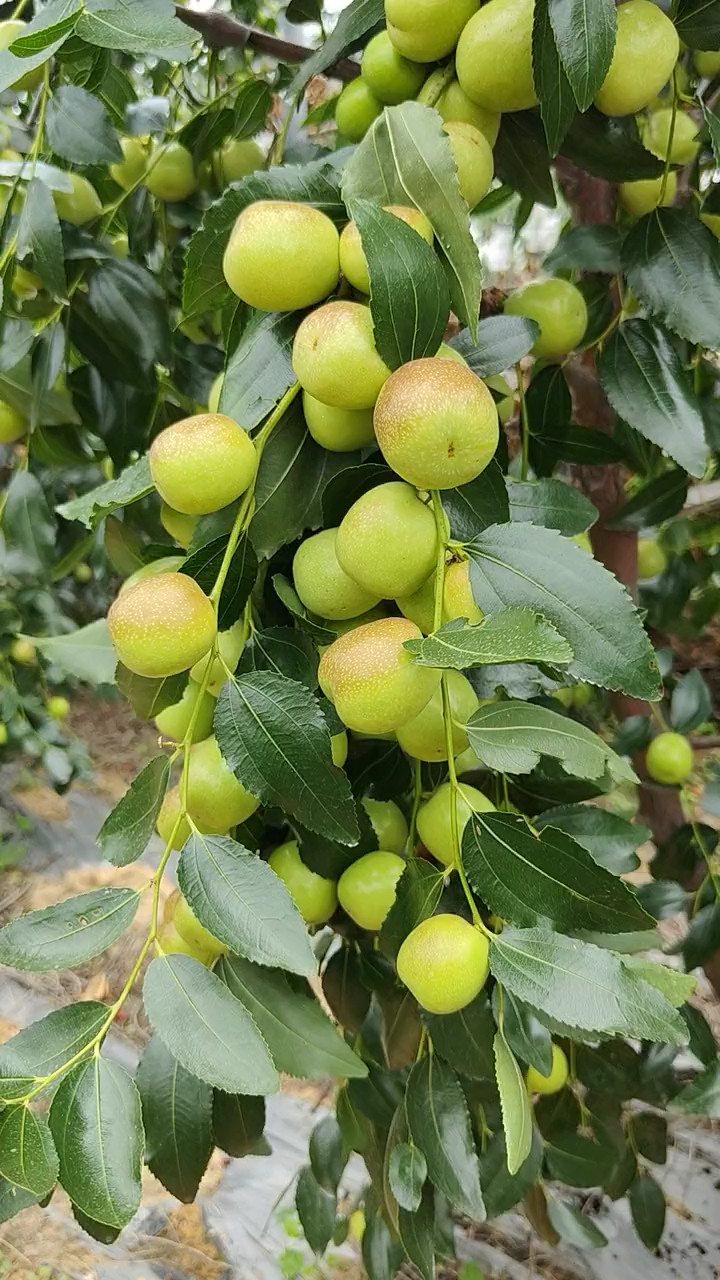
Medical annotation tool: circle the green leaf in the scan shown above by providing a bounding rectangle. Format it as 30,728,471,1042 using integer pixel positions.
507,478,597,535
0,0,79,92
46,84,121,165
489,928,688,1043
32,620,117,687
215,673,359,844
178,833,315,976
321,460,393,527
629,1172,665,1250
464,811,652,934
683,903,720,971
673,1061,720,1117
0,1107,58,1196
116,667,187,722
404,610,573,670
380,859,444,958
675,0,720,48
479,1128,544,1218
74,260,171,386
57,455,153,528
405,1055,485,1222
532,0,577,155
545,1132,616,1186
631,1112,667,1165
389,1142,427,1212
0,887,141,972
441,459,510,541
0,1177,41,1224
0,319,34,375
398,1185,435,1280
534,805,647,875
3,472,55,577
548,0,616,110
496,988,552,1075
607,469,689,532
466,700,635,784
238,626,318,690
423,993,495,1081
467,525,661,699
16,178,66,299
220,310,298,433
213,1092,267,1156
296,1165,336,1255
97,756,170,868
0,1003,107,1101
547,1198,608,1248
289,0,383,93
309,1115,346,1194
136,1037,212,1203
181,534,257,632
561,109,663,182
702,103,720,168
494,1026,533,1178
622,210,720,350
343,101,482,334
76,5,192,55
451,316,540,377
219,952,367,1081
344,198,450,368
494,112,556,208
598,321,707,478
49,1057,143,1228
143,954,279,1095
362,1214,396,1280
546,224,621,274
670,669,712,734
272,575,336,645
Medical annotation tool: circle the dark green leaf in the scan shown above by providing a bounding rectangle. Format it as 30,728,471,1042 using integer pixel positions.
361,1214,396,1280
547,0,616,110
321,461,393,527
561,110,663,182
0,1002,107,1101
3,472,55,577
398,1184,435,1280
16,178,66,299
673,1061,720,1117
532,0,576,155
75,6,192,54
404,610,573,670
380,859,444,957
451,316,540,377
389,1142,427,1212
631,1112,667,1165
545,1132,616,1186
405,1055,485,1222
238,627,318,690
46,84,121,165
57,455,153,529
507,478,597,535
494,112,556,208
0,887,140,972
78,259,171,381
289,0,383,93
675,0,720,48
545,224,621,274
681,1004,717,1069
608,470,689,532
116,667,187,721
494,1027,533,1176
296,1164,336,1255
702,102,720,168
465,701,635,784
181,534,257,632
310,1116,347,1194
670,669,712,734
622,210,720,350
495,988,552,1075
0,1177,40,1224
0,0,78,92
423,993,495,1081
547,1198,608,1248
683,904,720,971
441,459,510,541
0,1107,58,1196
0,318,34,375
535,804,646,875
136,1037,212,1202
220,309,298,433
272,574,336,645
97,756,170,868
629,1172,665,1250
213,1092,266,1156
479,1128,544,1218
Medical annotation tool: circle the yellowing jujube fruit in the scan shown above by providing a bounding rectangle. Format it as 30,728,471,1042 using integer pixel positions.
504,278,588,361
444,559,483,624
641,109,700,166
396,670,479,762
619,173,677,218
224,201,340,312
154,678,216,743
156,919,214,963
456,0,537,113
10,638,36,664
0,724,7,745
110,136,149,190
186,735,260,831
269,839,338,925
0,20,44,91
293,527,381,621
526,1043,569,1095
397,914,490,1013
160,503,197,549
594,0,679,117
146,142,197,201
319,616,441,734
701,210,720,239
149,412,258,516
374,358,499,489
166,888,227,958
396,574,436,634
385,0,479,63
417,780,495,866
53,174,102,226
432,77,500,147
303,392,375,452
362,797,408,854
335,78,383,142
190,621,245,695
443,121,493,209
362,30,427,104
645,732,693,786
336,481,437,599
637,537,667,579
47,695,70,720
292,301,391,410
695,50,720,77
0,400,27,443
108,573,216,678
213,137,264,186
339,205,433,295
337,850,405,930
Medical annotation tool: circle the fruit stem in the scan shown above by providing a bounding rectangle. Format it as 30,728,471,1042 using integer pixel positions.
421,59,456,110
686,802,720,902
515,364,530,482
430,489,446,634
406,756,422,856
658,69,679,206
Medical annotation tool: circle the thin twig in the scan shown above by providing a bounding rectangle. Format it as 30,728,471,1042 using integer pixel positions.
174,5,361,81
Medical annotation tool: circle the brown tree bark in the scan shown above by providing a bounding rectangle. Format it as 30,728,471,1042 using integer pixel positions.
174,5,361,80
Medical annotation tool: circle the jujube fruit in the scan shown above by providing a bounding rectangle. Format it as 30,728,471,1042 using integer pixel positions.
149,412,257,515
156,784,198,850
166,888,227,959
526,1044,569,1095
213,137,264,186
594,0,679,117
362,797,408,855
318,616,441,734
156,919,214,964
160,503,197,548
10,638,35,664
444,559,483,623
293,528,381,621
155,679,216,743
373,357,499,489
0,724,7,745
269,840,338,925
417,780,495,867
108,573,216,678
362,30,427,104
335,481,437,599
695,51,720,77
504,278,588,361
337,850,405,930
335,78,383,142
619,174,677,217
223,201,340,312
641,109,700,166
385,0,479,63
456,0,537,113
145,142,197,201
396,670,478,761
339,205,433,295
443,121,493,209
292,301,391,410
431,77,500,147
0,20,44,91
185,735,260,831
397,914,489,1014
332,730,348,768
303,393,375,452
53,174,102,226
47,696,70,720
121,555,184,594
190,620,245,695
485,374,515,424
645,732,693,786
0,401,27,443
637,537,667,579
110,136,149,190
396,574,436,634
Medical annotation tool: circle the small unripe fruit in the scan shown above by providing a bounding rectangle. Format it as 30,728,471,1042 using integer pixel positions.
444,559,483,624
0,724,7,746
110,136,149,190
110,232,129,258
594,0,679,117
335,78,383,142
190,621,245,695
0,401,27,444
155,678,216,743
397,914,489,1013
146,142,197,201
293,301,391,410
701,210,720,240
157,784,214,850
108,573,216,678
339,205,433,294
619,174,677,218
637,537,667,579
53,174,102,226
167,887,227,958
47,695,70,720
319,617,441,734
186,735,260,831
362,797,408,854
386,0,479,62
213,137,264,187
396,574,436,634
349,1209,366,1241
121,556,184,595
431,77,500,146
0,20,44,91
269,839,338,925
396,670,478,762
150,412,257,516
293,528,381,621
11,265,41,299
362,30,427,104
336,482,437,599
443,121,493,209
337,850,405,930
303,393,375,452
374,358,499,489
160,503,197,549
504,279,588,361
695,50,720,78
331,730,348,768
417,780,495,867
456,0,537,113
641,109,700,166
157,919,214,964
224,201,340,312
645,732,693,786
74,563,92,584
526,1043,569,1095
10,638,36,665
208,372,223,414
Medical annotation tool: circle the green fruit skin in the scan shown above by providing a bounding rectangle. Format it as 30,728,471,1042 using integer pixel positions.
108,573,216,679
396,574,436,634
702,211,720,239
331,730,348,768
335,78,384,141
0,20,44,90
436,341,467,365
47,695,70,719
362,30,427,104
434,78,500,146
157,920,214,964
208,372,224,414
269,840,338,925
155,678,216,743
160,503,197,549
337,850,405,930
110,136,149,190
157,784,206,850
121,555,184,594
10,638,35,664
0,400,27,443
293,527,381,621
456,0,537,112
374,357,499,490
190,621,245,695
386,0,479,62
453,743,485,775
149,412,258,516
336,481,438,599
619,173,677,217
695,50,720,77
171,889,227,958
641,109,699,165
292,301,391,411
224,201,340,312
303,392,375,451
213,137,264,186
526,1043,568,1095
443,121,494,209
417,780,495,866
485,373,515,424
146,142,197,200
339,205,433,294
645,732,693,785
362,797,408,855
397,914,489,1013
110,233,129,258
396,670,479,762
594,0,679,117
505,279,588,361
637,537,667,579
443,559,483,623
319,616,441,734
0,724,7,746
53,174,102,226
186,735,260,831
